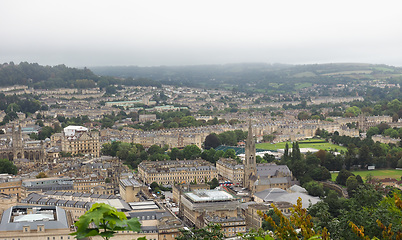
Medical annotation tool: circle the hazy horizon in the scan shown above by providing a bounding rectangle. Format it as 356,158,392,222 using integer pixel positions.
1,0,402,68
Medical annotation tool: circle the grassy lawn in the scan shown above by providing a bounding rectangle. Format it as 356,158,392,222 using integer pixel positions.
331,169,402,182
256,139,347,152
294,82,313,90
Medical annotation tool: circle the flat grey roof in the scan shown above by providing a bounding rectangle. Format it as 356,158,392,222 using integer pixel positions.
0,206,69,231
121,178,141,187
185,190,234,202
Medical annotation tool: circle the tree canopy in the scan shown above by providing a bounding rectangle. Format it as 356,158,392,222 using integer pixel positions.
0,158,18,175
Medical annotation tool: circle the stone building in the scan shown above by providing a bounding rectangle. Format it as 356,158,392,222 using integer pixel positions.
21,177,74,198
204,215,247,237
216,158,244,185
127,201,184,240
119,178,144,202
139,114,157,122
0,179,21,198
0,125,46,162
172,183,210,219
180,189,244,236
60,125,101,157
371,135,400,145
73,174,114,195
216,122,293,194
138,159,218,186
242,201,294,230
0,193,18,216
172,183,210,205
0,205,73,240
243,203,271,230
244,121,257,191
216,158,293,192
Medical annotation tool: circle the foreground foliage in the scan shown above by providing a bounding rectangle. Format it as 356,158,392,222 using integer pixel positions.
71,203,142,240
309,184,402,239
261,198,329,240
349,192,402,240
176,224,224,240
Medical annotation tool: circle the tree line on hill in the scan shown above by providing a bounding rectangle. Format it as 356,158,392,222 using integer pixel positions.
0,62,160,89
90,63,402,94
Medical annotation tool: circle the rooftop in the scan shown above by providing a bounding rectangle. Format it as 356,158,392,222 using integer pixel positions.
185,189,234,202
0,206,69,231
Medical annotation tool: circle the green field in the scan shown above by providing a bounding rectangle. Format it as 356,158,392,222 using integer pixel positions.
256,139,347,152
372,67,394,72
331,169,402,182
294,82,313,90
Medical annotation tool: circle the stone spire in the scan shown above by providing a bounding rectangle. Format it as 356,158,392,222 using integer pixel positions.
243,120,257,190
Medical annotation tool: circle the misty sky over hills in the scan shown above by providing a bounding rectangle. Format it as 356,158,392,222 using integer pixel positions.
1,0,402,67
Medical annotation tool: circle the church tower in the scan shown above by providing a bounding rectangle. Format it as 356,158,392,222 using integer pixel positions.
243,120,257,190
12,125,23,160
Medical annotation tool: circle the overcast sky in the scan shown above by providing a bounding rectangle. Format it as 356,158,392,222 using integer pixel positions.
1,0,402,67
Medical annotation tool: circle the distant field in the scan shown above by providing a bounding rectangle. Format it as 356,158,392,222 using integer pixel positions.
292,72,316,78
268,83,282,88
331,169,402,182
256,139,347,152
372,67,394,72
322,70,372,76
294,82,313,90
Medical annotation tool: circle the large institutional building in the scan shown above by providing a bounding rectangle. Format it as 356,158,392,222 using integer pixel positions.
0,125,46,162
59,126,101,157
180,189,246,237
217,158,293,191
138,159,218,185
215,122,293,193
0,205,72,239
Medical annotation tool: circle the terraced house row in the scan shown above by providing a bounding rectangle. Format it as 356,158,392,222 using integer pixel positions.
138,159,218,185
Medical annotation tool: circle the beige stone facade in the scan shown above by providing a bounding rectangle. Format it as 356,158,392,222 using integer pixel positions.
0,125,46,162
60,127,100,157
73,176,113,195
0,205,73,240
0,193,18,216
0,180,21,197
216,158,244,185
180,189,241,228
216,157,292,192
204,215,247,237
244,202,292,230
119,178,144,202
138,160,218,185
245,203,270,230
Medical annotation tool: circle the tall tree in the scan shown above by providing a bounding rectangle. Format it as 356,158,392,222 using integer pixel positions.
0,159,18,175
204,133,221,150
